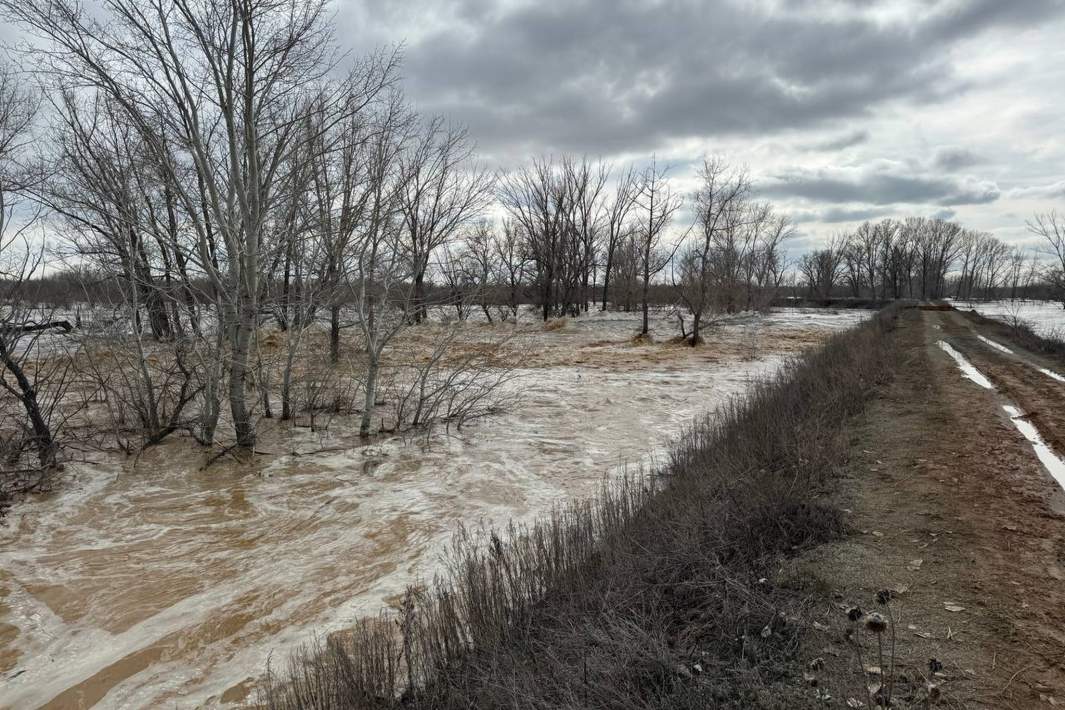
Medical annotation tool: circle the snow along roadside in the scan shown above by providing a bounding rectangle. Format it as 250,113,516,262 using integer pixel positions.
937,339,1065,490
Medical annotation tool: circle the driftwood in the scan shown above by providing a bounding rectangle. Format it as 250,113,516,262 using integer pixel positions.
2,320,74,335
24,320,72,333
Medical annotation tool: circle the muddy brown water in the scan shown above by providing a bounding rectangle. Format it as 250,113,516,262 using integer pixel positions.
0,309,867,709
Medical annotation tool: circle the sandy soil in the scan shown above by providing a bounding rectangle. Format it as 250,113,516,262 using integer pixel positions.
788,308,1065,708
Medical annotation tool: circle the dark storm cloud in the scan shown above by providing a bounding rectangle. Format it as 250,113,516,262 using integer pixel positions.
760,162,1001,206
372,0,1065,156
932,146,985,171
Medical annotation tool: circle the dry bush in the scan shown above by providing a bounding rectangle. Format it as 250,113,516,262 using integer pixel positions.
260,306,902,709
297,364,362,433
383,330,520,437
542,317,568,332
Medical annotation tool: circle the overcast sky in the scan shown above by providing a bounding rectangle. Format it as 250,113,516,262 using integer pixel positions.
333,0,1065,252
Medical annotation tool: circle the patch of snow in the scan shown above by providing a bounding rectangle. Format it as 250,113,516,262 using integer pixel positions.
1038,367,1065,384
937,341,994,390
953,300,1065,340
1003,405,1065,490
976,335,1013,354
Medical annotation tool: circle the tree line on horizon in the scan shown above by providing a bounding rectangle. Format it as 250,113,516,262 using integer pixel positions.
798,216,1062,303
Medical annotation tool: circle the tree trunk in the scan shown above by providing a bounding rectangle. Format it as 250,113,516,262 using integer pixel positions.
413,270,426,324
0,340,56,467
641,268,650,335
330,304,341,364
229,303,256,448
281,341,296,421
360,353,379,437
601,242,616,311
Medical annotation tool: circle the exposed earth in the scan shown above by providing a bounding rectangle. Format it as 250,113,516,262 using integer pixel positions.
790,307,1065,708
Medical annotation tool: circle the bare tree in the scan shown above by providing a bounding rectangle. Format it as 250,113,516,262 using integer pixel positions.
910,218,963,299
305,55,402,363
347,97,416,437
1028,211,1065,307
1,239,71,473
676,158,749,344
3,0,356,448
462,220,498,322
492,218,527,321
400,119,494,324
563,156,607,312
799,233,847,299
632,158,682,337
600,166,638,311
610,227,643,313
498,158,569,321
434,243,476,321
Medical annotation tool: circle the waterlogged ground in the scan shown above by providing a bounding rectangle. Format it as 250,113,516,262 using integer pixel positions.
0,308,868,709
952,299,1065,338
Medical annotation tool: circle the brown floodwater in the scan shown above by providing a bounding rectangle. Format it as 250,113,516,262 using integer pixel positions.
0,309,867,709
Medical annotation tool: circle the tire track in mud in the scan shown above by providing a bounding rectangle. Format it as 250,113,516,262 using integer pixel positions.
937,310,1065,468
793,308,1065,707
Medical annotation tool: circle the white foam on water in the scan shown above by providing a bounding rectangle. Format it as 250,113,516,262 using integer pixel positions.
1003,405,1065,491
937,341,995,390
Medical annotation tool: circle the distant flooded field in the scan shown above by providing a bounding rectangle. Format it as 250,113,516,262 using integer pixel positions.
953,299,1064,338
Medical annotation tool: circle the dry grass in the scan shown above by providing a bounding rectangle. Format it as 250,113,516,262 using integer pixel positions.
260,306,902,709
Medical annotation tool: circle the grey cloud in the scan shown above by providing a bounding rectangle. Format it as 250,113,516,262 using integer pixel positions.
791,205,895,224
1006,180,1065,199
800,130,871,153
932,146,984,171
925,0,1065,40
761,162,1001,206
365,0,1065,157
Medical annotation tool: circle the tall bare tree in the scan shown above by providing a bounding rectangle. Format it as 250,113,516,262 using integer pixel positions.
347,97,416,437
400,119,494,324
598,166,638,311
632,158,682,336
675,158,749,344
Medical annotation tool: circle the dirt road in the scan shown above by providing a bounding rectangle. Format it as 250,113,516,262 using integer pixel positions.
790,307,1065,708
